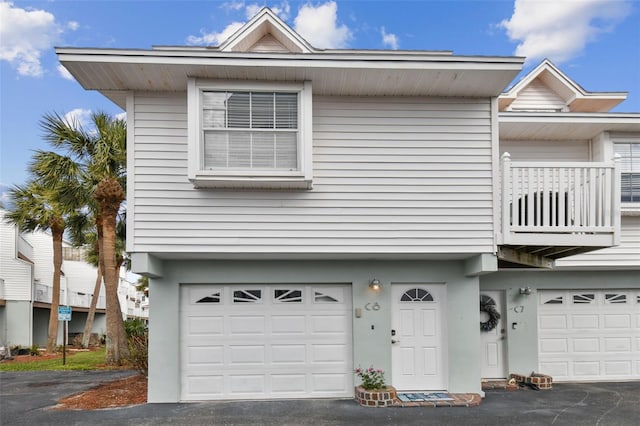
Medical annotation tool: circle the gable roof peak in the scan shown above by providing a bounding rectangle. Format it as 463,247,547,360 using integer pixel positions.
218,7,314,54
500,59,627,113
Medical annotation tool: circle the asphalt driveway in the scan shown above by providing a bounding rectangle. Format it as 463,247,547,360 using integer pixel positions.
1,371,638,425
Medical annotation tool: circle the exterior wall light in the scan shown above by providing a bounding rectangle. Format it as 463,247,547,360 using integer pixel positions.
369,278,382,291
519,286,533,295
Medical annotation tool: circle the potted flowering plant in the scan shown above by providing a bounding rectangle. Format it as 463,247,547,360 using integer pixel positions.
355,367,386,390
354,366,396,407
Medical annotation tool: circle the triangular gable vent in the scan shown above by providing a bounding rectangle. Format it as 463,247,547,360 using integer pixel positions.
248,34,290,53
508,79,568,112
218,7,314,53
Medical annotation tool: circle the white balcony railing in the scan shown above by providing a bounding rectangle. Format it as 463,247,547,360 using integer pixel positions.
501,153,621,247
33,283,106,310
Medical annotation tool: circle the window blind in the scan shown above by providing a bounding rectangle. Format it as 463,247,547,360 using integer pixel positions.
615,142,640,202
202,91,298,171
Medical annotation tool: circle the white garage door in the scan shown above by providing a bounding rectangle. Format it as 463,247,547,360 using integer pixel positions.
180,284,353,401
538,290,640,382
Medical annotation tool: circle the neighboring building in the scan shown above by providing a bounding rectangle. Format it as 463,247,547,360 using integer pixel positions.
119,274,149,322
480,60,640,383
0,209,146,347
56,8,639,403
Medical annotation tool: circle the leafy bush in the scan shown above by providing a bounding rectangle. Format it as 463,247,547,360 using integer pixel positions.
124,318,147,338
124,319,148,377
355,366,386,390
29,344,40,356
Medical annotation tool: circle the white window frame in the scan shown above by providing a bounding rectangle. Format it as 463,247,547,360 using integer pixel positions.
613,136,640,211
188,79,313,189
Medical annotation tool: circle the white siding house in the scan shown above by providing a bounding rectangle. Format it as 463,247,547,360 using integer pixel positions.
0,209,112,347
57,8,638,402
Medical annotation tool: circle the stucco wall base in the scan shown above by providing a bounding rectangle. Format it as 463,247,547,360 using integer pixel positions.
147,259,485,403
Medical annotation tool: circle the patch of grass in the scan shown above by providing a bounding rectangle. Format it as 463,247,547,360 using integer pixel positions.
0,348,120,372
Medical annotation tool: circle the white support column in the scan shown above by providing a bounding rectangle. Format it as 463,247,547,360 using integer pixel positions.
501,152,512,244
612,153,622,245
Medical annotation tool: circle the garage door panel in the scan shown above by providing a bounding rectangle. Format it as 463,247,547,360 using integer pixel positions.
573,338,599,353
187,316,224,335
572,315,598,329
186,375,224,396
539,290,640,382
539,338,568,353
604,361,632,376
229,316,266,334
311,315,348,333
271,374,307,393
180,284,353,400
228,345,265,365
271,315,306,334
271,344,306,363
539,315,567,329
229,375,265,394
603,314,631,329
187,346,224,365
311,373,348,393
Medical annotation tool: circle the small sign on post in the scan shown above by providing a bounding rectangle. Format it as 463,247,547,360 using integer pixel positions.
58,305,72,321
58,306,72,365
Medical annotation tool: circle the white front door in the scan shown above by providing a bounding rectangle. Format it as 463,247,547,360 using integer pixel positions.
391,284,446,391
480,291,507,379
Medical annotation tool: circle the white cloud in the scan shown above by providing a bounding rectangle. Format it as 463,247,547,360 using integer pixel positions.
499,0,632,63
245,1,290,21
57,64,74,80
294,1,351,48
187,21,244,45
0,2,77,77
381,27,399,50
67,20,79,31
221,1,245,12
64,108,92,130
115,112,127,121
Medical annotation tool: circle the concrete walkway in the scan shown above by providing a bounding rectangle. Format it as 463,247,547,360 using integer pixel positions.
1,371,638,425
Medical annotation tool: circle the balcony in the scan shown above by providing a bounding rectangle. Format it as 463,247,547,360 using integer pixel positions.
17,234,34,263
499,153,620,266
34,283,106,310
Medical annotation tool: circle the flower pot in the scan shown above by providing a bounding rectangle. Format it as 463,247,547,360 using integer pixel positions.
355,386,397,407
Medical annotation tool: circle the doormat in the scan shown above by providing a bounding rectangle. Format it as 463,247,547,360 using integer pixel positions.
397,392,454,402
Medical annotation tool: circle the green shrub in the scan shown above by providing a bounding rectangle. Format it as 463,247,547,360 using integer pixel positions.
124,319,148,377
29,344,40,356
124,318,147,338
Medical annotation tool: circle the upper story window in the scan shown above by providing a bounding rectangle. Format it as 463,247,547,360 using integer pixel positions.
188,79,313,189
615,142,640,203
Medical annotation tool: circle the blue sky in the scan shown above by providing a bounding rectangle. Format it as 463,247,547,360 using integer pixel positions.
1,0,639,200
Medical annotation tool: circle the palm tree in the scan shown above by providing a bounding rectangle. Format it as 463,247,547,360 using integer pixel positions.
5,181,68,352
38,111,129,363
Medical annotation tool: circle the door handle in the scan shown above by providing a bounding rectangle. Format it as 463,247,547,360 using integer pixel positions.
391,339,400,344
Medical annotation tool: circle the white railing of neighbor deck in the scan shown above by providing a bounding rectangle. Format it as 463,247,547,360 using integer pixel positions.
501,153,621,246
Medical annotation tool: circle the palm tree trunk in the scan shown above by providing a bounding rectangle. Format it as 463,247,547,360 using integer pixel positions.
46,219,64,352
95,177,129,364
102,209,129,363
81,264,102,348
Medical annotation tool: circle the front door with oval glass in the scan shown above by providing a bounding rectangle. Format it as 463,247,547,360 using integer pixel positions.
391,284,446,391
